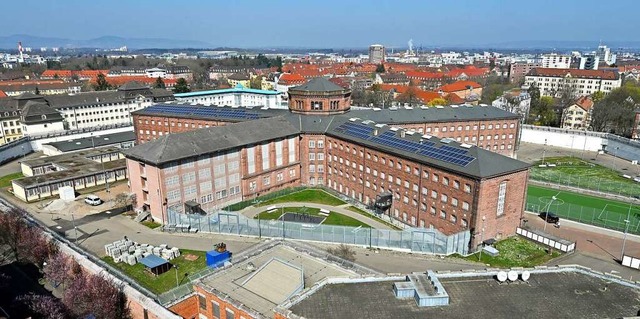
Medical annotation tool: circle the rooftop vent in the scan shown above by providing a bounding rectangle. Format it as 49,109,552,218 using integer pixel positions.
405,131,416,135
372,107,382,111
349,117,359,122
460,143,472,149
400,130,406,137
362,120,375,125
405,106,413,110
440,138,453,144
420,106,429,109
421,134,432,139
466,104,474,107
374,123,387,128
390,127,399,131
451,105,458,108
436,105,444,109
389,106,399,111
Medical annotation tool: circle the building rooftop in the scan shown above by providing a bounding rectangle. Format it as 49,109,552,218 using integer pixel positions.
196,241,368,318
124,116,299,165
287,270,640,319
43,131,135,153
325,117,529,179
132,104,286,122
289,77,346,93
174,84,280,98
527,68,620,80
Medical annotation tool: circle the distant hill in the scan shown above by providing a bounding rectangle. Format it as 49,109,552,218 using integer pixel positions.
0,34,212,50
483,40,640,50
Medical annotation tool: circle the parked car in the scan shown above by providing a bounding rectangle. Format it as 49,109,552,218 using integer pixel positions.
539,212,559,223
84,195,102,206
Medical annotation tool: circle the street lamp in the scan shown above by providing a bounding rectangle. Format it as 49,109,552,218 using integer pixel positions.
542,139,548,164
621,219,631,261
611,147,619,170
174,265,180,287
543,194,559,232
478,216,486,261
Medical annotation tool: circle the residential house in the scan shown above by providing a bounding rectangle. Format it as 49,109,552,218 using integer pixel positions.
524,68,621,97
561,96,594,130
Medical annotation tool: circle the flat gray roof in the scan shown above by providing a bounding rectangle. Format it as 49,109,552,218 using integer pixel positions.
43,131,135,153
198,242,362,318
288,272,640,319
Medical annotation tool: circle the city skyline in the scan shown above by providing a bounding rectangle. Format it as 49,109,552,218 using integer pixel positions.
1,0,639,48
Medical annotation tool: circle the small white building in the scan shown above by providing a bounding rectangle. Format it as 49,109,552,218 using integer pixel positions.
174,84,282,108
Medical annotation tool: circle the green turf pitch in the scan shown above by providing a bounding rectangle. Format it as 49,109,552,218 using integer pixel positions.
527,185,640,233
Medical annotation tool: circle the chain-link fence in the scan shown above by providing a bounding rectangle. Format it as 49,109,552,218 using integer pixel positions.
530,169,640,199
526,196,640,235
166,210,470,256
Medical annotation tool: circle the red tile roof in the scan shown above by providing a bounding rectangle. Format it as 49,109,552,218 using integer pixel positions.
378,84,441,104
527,68,619,80
437,80,482,93
0,90,6,98
278,73,306,85
91,76,177,87
574,96,594,111
41,69,109,80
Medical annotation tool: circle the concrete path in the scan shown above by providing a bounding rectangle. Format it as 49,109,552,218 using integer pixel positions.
239,202,395,230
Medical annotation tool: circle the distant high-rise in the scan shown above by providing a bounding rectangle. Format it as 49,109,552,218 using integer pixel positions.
596,45,616,65
369,44,385,64
579,54,600,70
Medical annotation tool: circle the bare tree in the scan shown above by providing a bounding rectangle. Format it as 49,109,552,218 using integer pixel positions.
326,244,356,262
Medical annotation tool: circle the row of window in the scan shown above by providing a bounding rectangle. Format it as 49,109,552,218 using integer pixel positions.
248,169,296,191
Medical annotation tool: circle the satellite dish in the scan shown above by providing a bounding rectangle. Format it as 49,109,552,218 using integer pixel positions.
497,271,507,282
507,271,518,282
521,271,530,282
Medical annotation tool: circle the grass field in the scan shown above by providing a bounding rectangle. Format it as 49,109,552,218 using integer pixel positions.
527,184,640,233
529,156,640,198
456,237,561,268
254,206,370,228
0,172,23,188
102,249,207,294
257,189,346,207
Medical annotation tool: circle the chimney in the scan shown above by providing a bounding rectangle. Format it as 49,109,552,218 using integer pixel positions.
373,129,379,136
400,130,406,138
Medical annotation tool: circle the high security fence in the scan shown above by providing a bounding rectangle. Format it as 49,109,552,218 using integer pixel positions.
167,210,471,256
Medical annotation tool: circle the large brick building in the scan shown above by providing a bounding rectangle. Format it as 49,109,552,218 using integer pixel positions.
124,77,529,249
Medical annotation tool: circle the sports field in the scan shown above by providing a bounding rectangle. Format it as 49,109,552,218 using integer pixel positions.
529,156,640,198
527,185,640,234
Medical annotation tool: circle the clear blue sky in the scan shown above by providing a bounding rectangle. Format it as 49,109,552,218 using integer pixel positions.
1,0,638,48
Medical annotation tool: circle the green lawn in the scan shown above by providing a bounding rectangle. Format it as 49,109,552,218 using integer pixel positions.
0,172,23,188
102,249,207,294
254,206,370,228
257,189,346,207
345,206,401,230
141,221,162,229
527,184,640,233
457,237,561,268
530,156,640,198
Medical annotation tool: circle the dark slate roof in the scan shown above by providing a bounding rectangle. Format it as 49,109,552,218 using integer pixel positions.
14,92,42,100
325,116,529,179
290,77,347,92
43,91,126,108
43,131,135,152
118,81,149,91
348,105,519,124
21,101,64,124
124,116,299,165
132,104,287,122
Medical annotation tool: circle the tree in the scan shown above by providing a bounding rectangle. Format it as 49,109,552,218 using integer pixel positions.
34,86,40,95
0,208,52,264
529,96,556,126
427,97,448,106
63,271,131,319
375,64,385,73
396,86,419,106
173,78,190,93
250,75,263,89
94,73,111,91
590,84,639,136
154,77,166,89
17,294,68,319
591,90,605,102
327,244,356,262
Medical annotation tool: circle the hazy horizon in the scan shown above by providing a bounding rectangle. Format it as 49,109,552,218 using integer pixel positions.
1,0,639,48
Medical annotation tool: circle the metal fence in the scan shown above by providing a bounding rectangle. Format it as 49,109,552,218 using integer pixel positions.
167,210,470,256
526,197,640,235
530,167,640,199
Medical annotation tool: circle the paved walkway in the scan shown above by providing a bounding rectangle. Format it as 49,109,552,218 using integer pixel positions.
239,202,395,230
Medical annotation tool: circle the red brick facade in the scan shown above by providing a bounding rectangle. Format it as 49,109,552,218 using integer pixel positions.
321,136,528,246
393,118,520,157
134,115,234,143
288,91,351,114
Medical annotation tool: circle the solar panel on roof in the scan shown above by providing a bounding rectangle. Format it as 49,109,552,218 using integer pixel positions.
334,121,476,167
